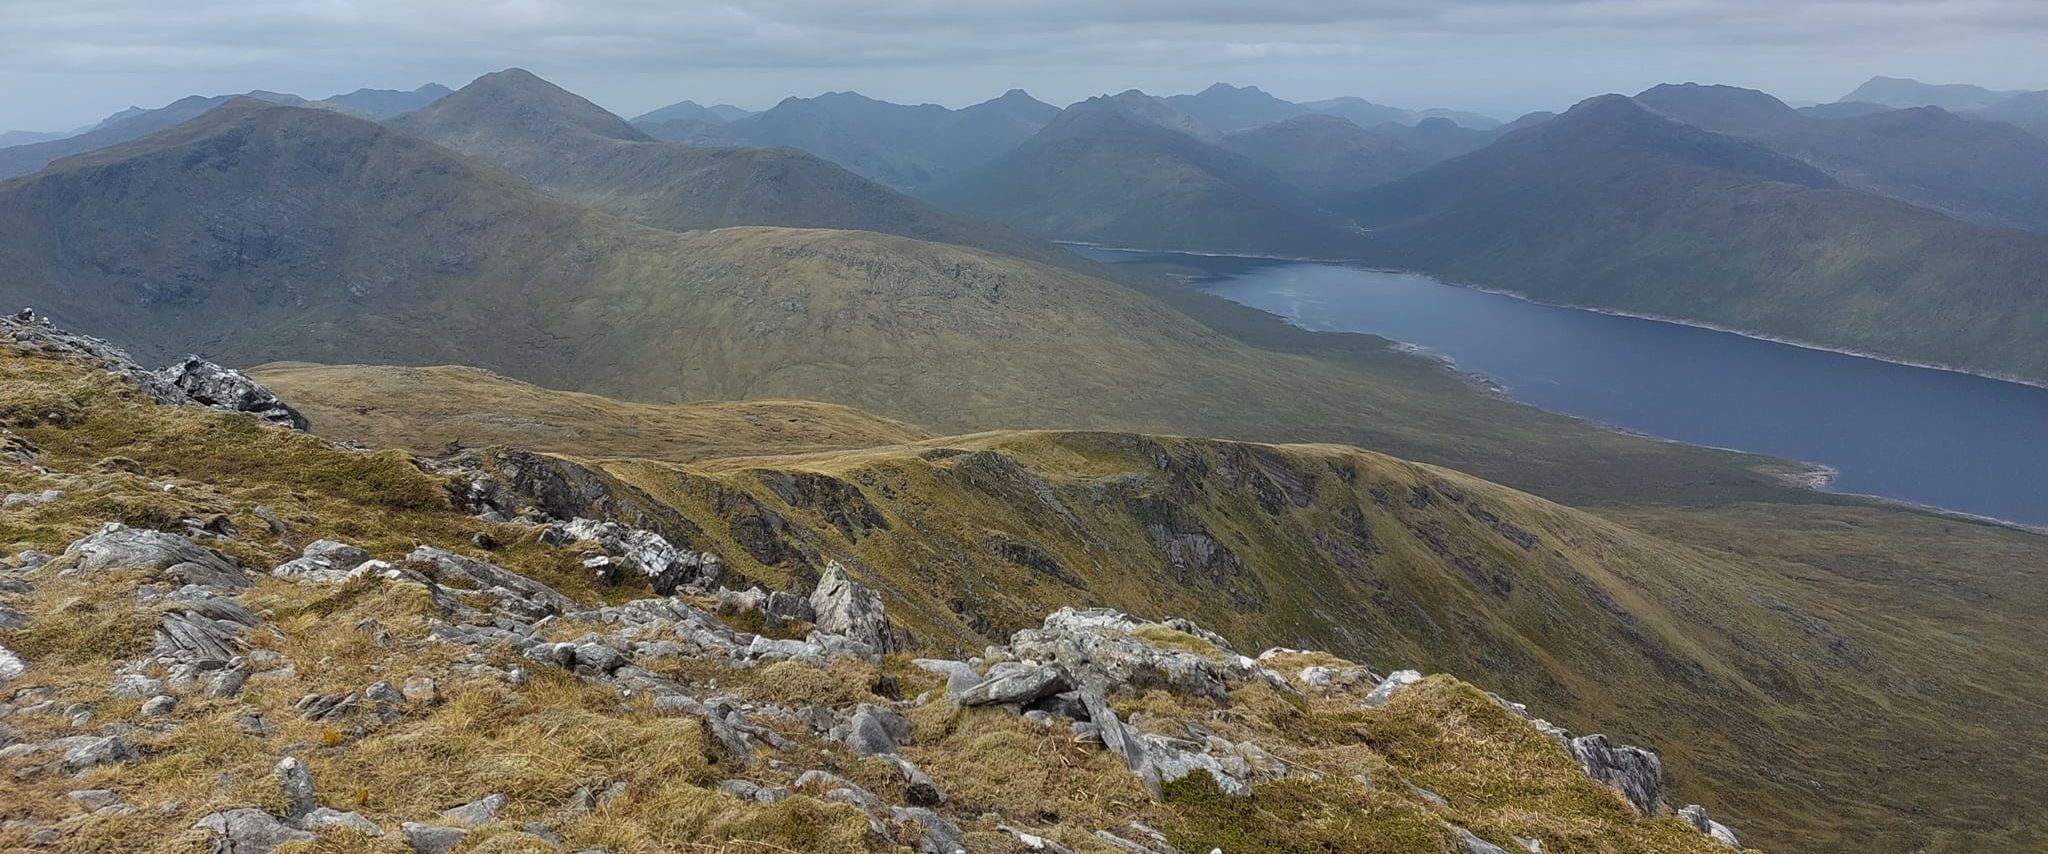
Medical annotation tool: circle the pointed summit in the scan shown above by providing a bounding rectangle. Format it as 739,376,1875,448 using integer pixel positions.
392,67,650,145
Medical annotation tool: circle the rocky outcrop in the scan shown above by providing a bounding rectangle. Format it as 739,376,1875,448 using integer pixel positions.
158,356,309,430
1569,734,1665,816
808,562,906,653
4,310,307,430
60,523,246,587
271,539,372,583
1679,804,1743,848
544,517,724,595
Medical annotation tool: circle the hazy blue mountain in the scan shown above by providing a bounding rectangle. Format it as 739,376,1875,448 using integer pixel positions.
1219,113,1434,196
1299,96,1410,128
1162,83,1310,132
0,129,72,147
1301,96,1500,129
930,97,1357,256
1838,75,2032,110
0,90,306,179
1973,90,2048,141
1410,108,1503,129
1371,116,1497,162
1799,101,1894,120
647,89,1059,191
312,83,451,119
631,99,752,126
1638,82,2048,232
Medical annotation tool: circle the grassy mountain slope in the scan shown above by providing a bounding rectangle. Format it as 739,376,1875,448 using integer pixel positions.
929,102,1361,256
388,69,1069,266
250,363,931,462
1346,94,2048,383
0,91,305,179
0,93,1815,512
1637,83,2048,232
253,359,2048,852
0,331,1736,854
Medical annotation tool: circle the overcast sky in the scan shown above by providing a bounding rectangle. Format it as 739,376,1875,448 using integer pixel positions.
3,0,2047,130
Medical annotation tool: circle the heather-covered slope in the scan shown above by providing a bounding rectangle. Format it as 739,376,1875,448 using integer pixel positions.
252,352,2048,852
0,320,1746,852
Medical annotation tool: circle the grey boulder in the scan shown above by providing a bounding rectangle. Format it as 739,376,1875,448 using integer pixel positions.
193,808,314,854
1569,734,1665,815
808,562,904,653
159,357,309,431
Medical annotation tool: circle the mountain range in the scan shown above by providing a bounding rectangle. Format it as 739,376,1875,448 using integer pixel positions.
0,65,2045,850
641,89,1060,192
1343,94,2048,382
0,83,449,180
1835,75,2048,141
928,95,1360,256
1638,82,2048,232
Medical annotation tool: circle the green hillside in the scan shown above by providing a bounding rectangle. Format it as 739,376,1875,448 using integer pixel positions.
1346,94,2048,383
249,358,2048,852
388,69,1071,267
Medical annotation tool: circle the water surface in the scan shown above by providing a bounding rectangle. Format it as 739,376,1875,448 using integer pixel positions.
1076,247,2048,528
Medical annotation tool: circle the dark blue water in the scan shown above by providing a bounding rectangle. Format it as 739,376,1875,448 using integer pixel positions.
1075,247,2048,528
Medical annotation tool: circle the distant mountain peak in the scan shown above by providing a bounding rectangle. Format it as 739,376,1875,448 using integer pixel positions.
398,67,650,144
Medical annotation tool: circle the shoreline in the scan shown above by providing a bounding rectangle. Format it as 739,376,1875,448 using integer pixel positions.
1064,241,2048,391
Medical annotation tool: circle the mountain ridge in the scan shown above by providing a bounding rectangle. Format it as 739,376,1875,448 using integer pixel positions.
1344,93,2048,383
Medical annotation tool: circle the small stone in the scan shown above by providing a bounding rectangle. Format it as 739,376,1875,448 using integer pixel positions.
304,807,382,836
276,757,316,820
401,822,468,854
1363,670,1423,708
439,792,506,828
140,695,177,716
402,676,438,703
66,789,120,810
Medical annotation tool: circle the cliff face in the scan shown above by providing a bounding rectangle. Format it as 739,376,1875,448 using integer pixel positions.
0,316,1741,852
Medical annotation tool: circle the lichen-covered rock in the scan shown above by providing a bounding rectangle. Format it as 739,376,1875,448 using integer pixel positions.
407,546,581,617
62,523,245,585
1570,734,1665,815
954,662,1070,706
843,704,910,755
547,518,723,594
808,562,904,653
272,540,371,583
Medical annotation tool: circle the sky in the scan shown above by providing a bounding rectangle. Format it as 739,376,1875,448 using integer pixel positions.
3,0,2047,131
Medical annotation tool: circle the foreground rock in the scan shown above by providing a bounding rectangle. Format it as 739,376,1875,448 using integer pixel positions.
159,356,310,430
4,309,307,430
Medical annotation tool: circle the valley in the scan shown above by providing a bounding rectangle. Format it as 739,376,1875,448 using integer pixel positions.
1,59,2045,854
